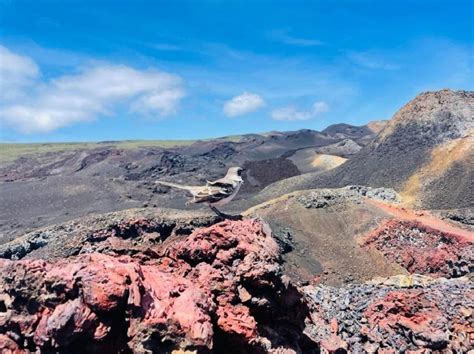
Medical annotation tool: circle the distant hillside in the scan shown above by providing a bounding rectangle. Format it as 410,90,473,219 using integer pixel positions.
256,89,473,209
0,122,379,240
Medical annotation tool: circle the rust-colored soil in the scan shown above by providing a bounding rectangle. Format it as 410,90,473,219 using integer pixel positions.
366,199,474,242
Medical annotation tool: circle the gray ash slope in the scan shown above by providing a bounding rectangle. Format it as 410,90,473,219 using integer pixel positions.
255,89,473,209
0,122,380,241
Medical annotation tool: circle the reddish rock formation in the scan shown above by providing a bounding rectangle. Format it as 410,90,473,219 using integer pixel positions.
303,277,473,352
363,290,449,349
361,219,474,277
1,216,473,353
0,219,311,353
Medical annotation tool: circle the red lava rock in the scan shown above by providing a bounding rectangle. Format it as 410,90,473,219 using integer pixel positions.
362,219,474,277
217,304,257,339
329,318,338,333
0,334,21,354
319,333,347,353
364,290,449,349
302,277,473,352
0,219,311,353
0,253,215,352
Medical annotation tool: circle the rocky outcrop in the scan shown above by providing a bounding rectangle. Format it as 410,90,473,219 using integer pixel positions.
297,186,400,210
303,276,473,352
0,208,222,260
1,210,472,353
0,219,312,353
435,208,474,229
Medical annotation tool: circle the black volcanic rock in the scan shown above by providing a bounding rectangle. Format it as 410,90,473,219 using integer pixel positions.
322,123,372,140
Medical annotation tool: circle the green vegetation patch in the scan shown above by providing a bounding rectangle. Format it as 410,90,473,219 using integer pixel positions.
0,136,244,164
0,140,194,164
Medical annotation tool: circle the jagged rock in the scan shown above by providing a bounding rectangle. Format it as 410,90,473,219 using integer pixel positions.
302,277,473,352
270,225,294,254
435,208,474,228
362,219,474,277
0,219,313,353
364,290,450,349
0,208,222,261
296,186,400,210
346,185,400,203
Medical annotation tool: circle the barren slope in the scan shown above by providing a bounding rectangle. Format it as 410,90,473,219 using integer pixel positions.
255,89,474,209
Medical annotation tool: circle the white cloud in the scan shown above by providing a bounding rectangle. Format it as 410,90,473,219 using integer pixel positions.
0,47,185,133
271,101,329,121
223,92,265,117
0,45,40,100
312,101,330,115
131,88,185,116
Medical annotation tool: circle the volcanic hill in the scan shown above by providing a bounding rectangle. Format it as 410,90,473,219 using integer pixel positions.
255,89,473,210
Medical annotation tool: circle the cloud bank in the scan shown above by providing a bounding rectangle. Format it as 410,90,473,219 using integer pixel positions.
271,101,329,121
0,45,185,133
223,92,265,117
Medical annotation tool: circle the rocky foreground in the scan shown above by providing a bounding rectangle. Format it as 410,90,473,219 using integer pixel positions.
0,217,472,353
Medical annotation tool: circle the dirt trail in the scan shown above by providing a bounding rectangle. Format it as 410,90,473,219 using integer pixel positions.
366,199,474,242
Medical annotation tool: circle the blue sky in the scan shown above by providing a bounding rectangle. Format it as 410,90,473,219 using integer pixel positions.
0,0,472,142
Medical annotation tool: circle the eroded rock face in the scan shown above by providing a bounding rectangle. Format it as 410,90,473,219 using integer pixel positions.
0,219,312,353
